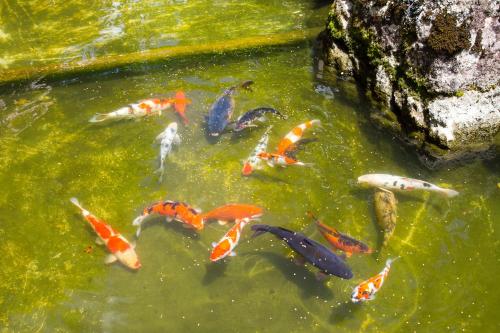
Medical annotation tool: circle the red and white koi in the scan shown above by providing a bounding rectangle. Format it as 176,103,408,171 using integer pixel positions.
357,174,459,198
257,119,320,167
241,126,272,176
257,152,312,167
132,200,204,236
210,218,251,262
70,198,141,270
89,98,174,123
351,257,399,303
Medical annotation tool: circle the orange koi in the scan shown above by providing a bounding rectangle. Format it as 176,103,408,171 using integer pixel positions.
132,200,204,236
210,218,251,262
257,119,320,167
351,257,400,302
70,198,141,270
172,91,191,125
309,212,373,257
202,204,263,225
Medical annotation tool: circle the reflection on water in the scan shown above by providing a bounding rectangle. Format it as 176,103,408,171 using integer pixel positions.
0,0,327,69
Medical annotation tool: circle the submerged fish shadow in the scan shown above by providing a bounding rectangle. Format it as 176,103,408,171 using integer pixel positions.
254,251,335,300
202,261,229,285
329,301,362,324
136,217,200,240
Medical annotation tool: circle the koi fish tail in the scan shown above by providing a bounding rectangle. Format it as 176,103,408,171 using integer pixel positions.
309,119,321,128
250,224,271,238
88,113,110,123
295,161,314,167
132,215,146,237
306,211,320,223
69,197,85,211
386,256,401,267
441,188,459,198
239,80,254,91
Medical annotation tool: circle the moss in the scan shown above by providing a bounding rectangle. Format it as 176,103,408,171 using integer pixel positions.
455,90,464,97
427,11,471,56
327,12,347,44
423,142,449,157
408,131,426,143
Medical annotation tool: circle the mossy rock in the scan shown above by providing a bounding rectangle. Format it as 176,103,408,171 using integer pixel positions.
427,11,471,56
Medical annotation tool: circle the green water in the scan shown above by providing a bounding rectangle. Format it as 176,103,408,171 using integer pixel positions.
0,1,499,333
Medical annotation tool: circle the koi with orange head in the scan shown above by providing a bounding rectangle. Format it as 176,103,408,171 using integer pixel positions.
201,204,263,225
172,91,191,125
132,200,204,236
308,212,373,257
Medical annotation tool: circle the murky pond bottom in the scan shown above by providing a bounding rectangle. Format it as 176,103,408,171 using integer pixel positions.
0,45,498,332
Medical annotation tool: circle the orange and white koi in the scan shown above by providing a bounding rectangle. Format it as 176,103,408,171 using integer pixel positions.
357,174,459,198
242,126,272,176
89,98,174,123
309,212,373,257
257,152,312,167
210,218,251,262
257,119,320,167
70,198,141,270
132,200,204,236
202,204,263,225
351,257,399,303
172,91,191,125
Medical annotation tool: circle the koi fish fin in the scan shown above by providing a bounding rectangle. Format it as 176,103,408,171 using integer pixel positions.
104,254,118,264
229,251,237,257
266,161,275,168
135,226,142,238
226,121,237,131
173,134,181,145
95,237,104,245
218,220,228,226
69,197,89,215
132,215,145,227
346,252,352,258
293,255,306,266
155,132,166,142
441,188,459,198
386,256,401,267
88,113,109,123
296,162,314,167
211,242,217,248
194,208,202,214
131,241,137,249
315,271,329,281
240,80,254,91
165,216,173,222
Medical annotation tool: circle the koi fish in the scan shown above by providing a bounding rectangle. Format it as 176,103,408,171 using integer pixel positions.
155,122,180,183
257,119,320,167
242,126,272,176
210,218,251,262
251,224,353,279
351,257,399,302
257,152,312,167
172,91,191,125
70,198,141,270
309,212,373,257
233,107,285,132
89,98,174,123
373,188,397,246
206,80,254,136
202,204,263,225
357,174,459,198
132,200,204,236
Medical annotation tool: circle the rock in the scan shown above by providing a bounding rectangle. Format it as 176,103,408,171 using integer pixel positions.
427,87,500,149
321,0,500,167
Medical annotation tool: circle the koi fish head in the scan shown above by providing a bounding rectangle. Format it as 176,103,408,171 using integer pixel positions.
351,283,374,303
241,162,253,176
117,248,142,270
173,91,191,124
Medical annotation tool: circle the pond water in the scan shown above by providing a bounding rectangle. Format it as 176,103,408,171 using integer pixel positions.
0,1,498,332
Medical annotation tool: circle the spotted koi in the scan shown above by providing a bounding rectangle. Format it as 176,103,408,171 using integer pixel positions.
351,257,400,303
132,200,204,236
